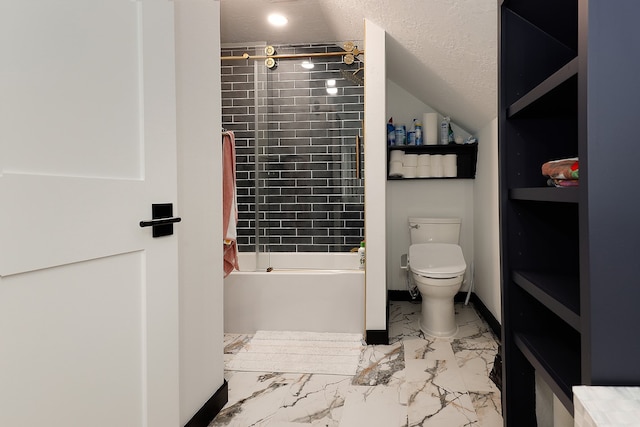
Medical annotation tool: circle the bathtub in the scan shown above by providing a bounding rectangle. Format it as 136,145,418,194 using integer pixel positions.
224,252,365,334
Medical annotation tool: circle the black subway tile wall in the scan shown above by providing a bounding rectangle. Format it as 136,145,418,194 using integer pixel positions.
222,43,364,253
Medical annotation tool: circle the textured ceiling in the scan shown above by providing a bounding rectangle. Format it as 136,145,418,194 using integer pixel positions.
220,0,497,133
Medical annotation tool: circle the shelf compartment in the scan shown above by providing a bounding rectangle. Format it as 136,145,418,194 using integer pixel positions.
508,58,578,118
387,143,478,180
504,0,578,51
501,9,577,107
513,270,580,331
504,198,579,275
501,115,578,188
514,332,581,414
509,187,579,203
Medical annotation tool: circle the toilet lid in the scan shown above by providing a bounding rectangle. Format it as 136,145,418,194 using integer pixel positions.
409,243,466,278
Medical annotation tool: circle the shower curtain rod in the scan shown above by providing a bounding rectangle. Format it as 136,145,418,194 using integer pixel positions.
220,49,364,62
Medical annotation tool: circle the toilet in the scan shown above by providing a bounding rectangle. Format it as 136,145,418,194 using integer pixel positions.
408,217,467,337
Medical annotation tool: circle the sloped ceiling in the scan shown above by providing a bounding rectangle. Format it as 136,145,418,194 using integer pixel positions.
220,0,497,133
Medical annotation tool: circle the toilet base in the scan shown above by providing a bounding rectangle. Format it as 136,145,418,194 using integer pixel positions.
419,318,458,338
417,281,461,338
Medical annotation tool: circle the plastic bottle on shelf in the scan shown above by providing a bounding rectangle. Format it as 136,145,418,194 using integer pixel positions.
358,241,365,270
387,117,396,145
407,132,416,145
407,120,416,145
414,119,423,145
440,116,450,144
395,124,406,145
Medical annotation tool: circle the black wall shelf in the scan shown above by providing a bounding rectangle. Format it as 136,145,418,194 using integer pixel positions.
509,187,579,203
387,143,478,180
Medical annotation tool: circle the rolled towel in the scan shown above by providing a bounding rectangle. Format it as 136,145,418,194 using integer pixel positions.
542,157,579,180
548,178,579,187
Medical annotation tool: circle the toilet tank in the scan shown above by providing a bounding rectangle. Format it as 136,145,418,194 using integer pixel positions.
408,217,461,244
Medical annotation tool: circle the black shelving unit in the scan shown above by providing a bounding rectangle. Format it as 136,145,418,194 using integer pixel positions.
499,0,640,424
387,142,478,179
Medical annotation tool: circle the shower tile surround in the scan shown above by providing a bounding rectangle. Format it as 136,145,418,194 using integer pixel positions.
216,301,503,426
221,43,365,253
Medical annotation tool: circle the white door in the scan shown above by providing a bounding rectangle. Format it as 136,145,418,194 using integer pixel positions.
0,1,179,426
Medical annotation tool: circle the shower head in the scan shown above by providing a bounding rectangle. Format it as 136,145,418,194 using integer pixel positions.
340,67,364,86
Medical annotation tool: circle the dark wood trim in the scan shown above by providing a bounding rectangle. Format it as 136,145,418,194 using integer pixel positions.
454,291,467,303
387,289,420,301
469,293,501,340
365,292,391,344
365,329,388,345
184,380,228,427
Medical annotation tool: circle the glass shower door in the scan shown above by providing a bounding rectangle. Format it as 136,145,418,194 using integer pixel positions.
258,44,364,258
222,42,364,270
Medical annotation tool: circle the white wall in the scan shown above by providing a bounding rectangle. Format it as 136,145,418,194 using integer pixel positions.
364,19,387,332
386,80,471,143
175,1,225,424
386,180,475,290
385,80,474,292
472,117,501,323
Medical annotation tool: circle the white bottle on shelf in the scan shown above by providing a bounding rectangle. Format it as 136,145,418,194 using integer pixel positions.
440,116,450,145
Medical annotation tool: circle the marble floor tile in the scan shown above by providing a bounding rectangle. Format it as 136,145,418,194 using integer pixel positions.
353,342,404,387
214,301,503,427
223,334,253,365
455,345,498,389
211,372,352,426
404,355,476,425
340,386,408,427
404,338,456,362
454,303,482,326
407,381,478,427
405,359,468,393
224,333,252,354
470,391,503,427
388,301,423,344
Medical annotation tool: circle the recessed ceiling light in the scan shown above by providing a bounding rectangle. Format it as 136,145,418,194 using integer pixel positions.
326,79,336,87
268,13,288,27
326,87,338,95
301,60,314,69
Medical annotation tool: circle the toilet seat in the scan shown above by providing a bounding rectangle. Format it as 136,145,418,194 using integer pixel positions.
409,243,466,279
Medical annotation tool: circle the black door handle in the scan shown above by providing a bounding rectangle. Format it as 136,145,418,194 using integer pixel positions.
139,217,182,228
140,203,181,237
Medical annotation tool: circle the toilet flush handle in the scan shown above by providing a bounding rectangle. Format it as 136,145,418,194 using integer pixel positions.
409,224,420,229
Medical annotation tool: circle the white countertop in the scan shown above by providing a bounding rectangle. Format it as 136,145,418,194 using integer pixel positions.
573,386,640,426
